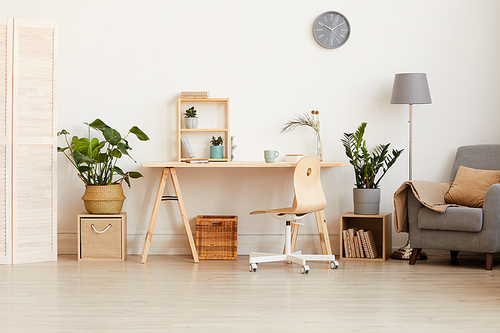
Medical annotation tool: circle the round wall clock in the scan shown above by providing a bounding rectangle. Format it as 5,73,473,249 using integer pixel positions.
313,11,350,49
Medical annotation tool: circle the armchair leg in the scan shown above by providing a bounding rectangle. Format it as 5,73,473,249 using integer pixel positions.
450,250,459,259
409,248,422,265
486,253,494,270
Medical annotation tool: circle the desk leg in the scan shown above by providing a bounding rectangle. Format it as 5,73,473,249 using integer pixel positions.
290,221,299,253
170,168,199,263
141,168,170,264
315,210,332,255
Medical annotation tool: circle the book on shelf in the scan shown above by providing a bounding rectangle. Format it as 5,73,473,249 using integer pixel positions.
181,136,195,158
359,229,370,258
355,230,365,258
342,230,350,258
365,230,378,259
343,228,378,259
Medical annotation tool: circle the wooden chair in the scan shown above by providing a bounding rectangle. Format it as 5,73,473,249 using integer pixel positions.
249,156,339,274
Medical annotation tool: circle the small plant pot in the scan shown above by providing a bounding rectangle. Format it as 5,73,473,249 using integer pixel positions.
185,117,198,129
353,188,381,215
210,145,224,159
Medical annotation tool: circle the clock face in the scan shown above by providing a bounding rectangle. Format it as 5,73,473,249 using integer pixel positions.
313,11,350,49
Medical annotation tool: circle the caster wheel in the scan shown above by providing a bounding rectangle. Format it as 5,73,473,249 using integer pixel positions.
249,263,257,272
300,265,310,274
330,260,339,269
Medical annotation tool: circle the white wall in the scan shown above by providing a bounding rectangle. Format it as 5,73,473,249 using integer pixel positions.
3,0,500,255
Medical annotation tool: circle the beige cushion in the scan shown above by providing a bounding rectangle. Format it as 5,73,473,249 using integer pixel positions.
444,166,500,208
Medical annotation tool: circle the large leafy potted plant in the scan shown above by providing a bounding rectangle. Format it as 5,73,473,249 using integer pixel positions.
58,119,150,214
341,122,403,215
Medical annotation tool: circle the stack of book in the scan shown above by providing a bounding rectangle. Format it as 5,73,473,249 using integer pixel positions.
342,228,378,259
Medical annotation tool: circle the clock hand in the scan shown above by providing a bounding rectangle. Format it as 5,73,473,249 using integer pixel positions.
331,22,345,30
323,24,333,31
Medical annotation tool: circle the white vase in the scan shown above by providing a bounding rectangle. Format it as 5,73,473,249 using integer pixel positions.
231,136,238,161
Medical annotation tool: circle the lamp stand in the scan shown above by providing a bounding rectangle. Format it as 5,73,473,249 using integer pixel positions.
391,103,427,260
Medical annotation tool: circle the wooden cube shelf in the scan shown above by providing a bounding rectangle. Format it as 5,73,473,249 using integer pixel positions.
78,213,127,261
340,212,392,261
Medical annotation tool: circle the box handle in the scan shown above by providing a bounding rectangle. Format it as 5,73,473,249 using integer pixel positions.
91,224,112,234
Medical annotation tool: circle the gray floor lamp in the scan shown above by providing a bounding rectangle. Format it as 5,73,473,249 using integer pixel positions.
390,73,432,260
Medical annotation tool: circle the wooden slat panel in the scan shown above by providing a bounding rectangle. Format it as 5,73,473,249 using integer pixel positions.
16,25,54,138
14,144,55,263
11,18,57,264
0,17,12,265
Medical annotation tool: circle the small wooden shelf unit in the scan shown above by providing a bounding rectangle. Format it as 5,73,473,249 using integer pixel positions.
177,97,230,162
340,212,392,261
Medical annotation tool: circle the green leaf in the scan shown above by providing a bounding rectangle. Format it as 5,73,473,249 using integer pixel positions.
57,129,70,136
114,166,126,176
129,126,150,141
103,127,121,146
72,150,94,165
128,171,143,179
111,148,123,159
87,119,108,131
95,153,108,163
74,138,90,154
123,175,131,188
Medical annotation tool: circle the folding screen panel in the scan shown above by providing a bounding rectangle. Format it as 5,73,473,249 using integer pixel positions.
0,18,57,264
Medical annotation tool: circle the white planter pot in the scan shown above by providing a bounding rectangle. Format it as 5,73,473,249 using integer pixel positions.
353,188,381,215
185,117,198,129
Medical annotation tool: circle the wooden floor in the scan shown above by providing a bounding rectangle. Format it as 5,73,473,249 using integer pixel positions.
1,252,500,332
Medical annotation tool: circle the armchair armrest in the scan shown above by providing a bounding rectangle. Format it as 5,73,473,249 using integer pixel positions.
480,184,500,252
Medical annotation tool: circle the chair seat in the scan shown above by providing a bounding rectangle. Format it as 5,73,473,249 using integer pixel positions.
418,206,483,232
250,209,308,221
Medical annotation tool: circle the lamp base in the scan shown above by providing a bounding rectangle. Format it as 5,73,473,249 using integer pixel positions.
391,239,427,260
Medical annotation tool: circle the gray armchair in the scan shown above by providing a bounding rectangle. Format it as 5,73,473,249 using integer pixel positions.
409,145,500,270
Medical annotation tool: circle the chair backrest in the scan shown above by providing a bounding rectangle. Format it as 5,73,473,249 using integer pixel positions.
291,156,327,214
449,144,500,182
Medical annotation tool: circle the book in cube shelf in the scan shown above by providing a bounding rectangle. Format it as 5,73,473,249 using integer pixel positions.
181,136,195,158
343,228,378,259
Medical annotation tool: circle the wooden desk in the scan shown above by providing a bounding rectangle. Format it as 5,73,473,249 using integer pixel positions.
140,161,347,263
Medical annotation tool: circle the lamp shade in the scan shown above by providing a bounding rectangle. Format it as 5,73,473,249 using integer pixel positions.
390,73,432,104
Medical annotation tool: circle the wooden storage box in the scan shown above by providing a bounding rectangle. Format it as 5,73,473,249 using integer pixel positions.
340,212,392,261
195,215,237,260
78,213,127,261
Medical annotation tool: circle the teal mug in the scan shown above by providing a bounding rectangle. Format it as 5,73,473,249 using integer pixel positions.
264,150,279,163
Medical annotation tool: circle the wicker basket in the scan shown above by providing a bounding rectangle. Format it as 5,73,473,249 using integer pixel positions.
195,215,237,260
81,184,126,214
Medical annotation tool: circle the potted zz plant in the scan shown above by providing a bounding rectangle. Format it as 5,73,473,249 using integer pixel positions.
184,106,198,129
58,119,150,214
210,135,224,159
341,122,403,215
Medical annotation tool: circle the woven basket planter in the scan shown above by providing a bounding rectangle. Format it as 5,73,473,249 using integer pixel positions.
81,184,126,214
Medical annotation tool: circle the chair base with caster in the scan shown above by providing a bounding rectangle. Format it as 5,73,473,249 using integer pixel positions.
249,219,339,274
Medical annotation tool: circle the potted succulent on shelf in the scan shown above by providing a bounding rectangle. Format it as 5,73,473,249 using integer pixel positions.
58,119,150,214
341,122,403,215
184,106,198,129
210,135,224,159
